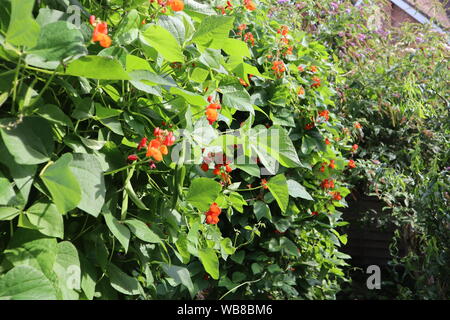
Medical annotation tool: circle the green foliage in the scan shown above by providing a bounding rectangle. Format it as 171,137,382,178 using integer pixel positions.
0,0,355,300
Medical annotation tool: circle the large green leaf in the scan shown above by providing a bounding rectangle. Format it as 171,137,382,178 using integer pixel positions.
26,21,87,69
198,248,219,280
267,174,289,213
106,263,140,295
124,219,161,243
26,201,64,238
69,153,106,217
221,85,254,114
191,16,234,49
140,24,184,62
254,201,272,221
170,87,207,106
158,15,186,45
0,140,36,204
103,210,130,252
63,56,131,80
287,179,313,201
40,153,82,214
0,117,54,165
113,9,140,45
6,0,40,48
186,178,222,211
0,265,57,300
52,241,81,300
161,264,195,298
4,229,58,281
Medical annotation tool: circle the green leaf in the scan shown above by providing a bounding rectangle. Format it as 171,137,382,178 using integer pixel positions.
53,241,81,300
220,238,236,255
0,141,36,205
69,153,106,217
0,172,18,206
280,237,300,257
106,263,140,295
26,201,64,239
35,104,73,127
140,24,184,62
80,254,97,300
40,153,82,214
4,229,57,281
198,248,219,280
0,265,57,300
222,39,250,58
254,201,272,221
158,15,186,45
287,179,314,201
267,174,289,213
124,219,161,243
192,16,234,49
103,210,130,252
0,207,20,221
161,264,195,298
221,85,254,114
0,117,54,165
170,87,207,106
186,178,222,211
63,56,131,80
6,0,40,48
228,192,247,213
113,9,140,45
26,21,87,69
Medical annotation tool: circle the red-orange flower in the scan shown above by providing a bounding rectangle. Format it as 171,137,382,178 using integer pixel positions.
261,178,269,189
329,159,335,169
201,162,209,172
238,23,247,31
309,65,318,73
305,122,315,130
318,109,329,121
329,191,342,201
325,138,331,145
311,211,319,216
92,22,112,48
205,202,222,224
168,0,184,11
354,122,362,129
297,87,305,96
298,65,304,72
243,0,256,10
352,144,359,152
348,159,356,168
127,155,138,161
277,25,289,36
206,103,221,125
138,137,148,150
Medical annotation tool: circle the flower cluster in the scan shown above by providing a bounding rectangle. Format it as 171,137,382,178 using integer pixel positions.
318,109,329,121
200,152,233,185
272,60,286,78
89,16,111,48
244,32,255,46
320,178,335,189
205,203,222,224
311,76,321,88
128,128,175,163
217,0,233,14
329,191,342,201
